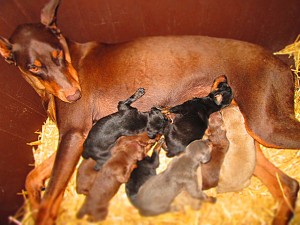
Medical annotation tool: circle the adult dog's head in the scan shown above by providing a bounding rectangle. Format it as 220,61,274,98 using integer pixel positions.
0,0,81,104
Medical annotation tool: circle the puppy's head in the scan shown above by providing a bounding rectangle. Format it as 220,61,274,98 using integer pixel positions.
146,107,168,139
209,75,233,108
186,140,212,164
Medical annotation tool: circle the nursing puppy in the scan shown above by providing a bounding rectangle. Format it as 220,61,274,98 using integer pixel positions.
131,140,216,217
164,75,233,157
82,88,167,170
125,138,164,204
77,132,158,221
76,158,97,195
216,105,256,193
201,111,230,190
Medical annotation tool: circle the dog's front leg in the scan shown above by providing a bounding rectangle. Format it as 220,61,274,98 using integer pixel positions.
35,129,87,225
185,178,216,203
25,152,56,214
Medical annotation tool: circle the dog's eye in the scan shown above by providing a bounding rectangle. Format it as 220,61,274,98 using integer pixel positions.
28,59,43,74
29,65,39,73
28,64,42,75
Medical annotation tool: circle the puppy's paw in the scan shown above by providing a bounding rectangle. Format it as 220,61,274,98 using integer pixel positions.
93,163,102,171
206,196,217,204
137,88,145,95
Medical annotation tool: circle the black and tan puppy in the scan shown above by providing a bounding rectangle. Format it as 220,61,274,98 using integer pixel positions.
82,88,167,170
164,75,233,157
131,139,216,217
125,138,164,204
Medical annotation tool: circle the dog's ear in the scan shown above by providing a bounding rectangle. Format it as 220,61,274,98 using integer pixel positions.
20,72,56,121
41,93,57,123
0,37,15,65
116,164,136,183
41,0,74,64
210,75,227,91
41,0,61,27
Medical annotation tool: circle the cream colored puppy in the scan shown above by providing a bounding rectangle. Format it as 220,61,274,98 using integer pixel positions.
217,104,256,193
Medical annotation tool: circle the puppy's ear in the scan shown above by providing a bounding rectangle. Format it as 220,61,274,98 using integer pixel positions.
116,165,136,183
0,37,15,65
210,75,227,91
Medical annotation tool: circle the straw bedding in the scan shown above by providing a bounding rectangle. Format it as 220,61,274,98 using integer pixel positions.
11,37,300,225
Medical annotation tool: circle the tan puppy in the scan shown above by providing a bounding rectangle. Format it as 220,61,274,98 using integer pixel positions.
217,105,256,193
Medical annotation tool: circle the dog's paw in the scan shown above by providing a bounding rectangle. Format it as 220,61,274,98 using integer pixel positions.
206,196,217,204
137,87,145,95
93,163,102,171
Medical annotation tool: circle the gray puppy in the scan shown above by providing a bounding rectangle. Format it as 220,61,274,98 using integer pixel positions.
131,139,216,216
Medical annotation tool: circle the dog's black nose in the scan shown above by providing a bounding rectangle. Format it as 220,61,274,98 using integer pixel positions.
67,90,82,102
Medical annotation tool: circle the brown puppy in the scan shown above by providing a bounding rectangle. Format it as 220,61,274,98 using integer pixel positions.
217,105,256,192
201,111,230,190
132,139,215,217
76,132,157,221
76,158,97,195
199,104,256,193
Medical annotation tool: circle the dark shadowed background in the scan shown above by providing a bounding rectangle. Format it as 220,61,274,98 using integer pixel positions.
0,0,299,224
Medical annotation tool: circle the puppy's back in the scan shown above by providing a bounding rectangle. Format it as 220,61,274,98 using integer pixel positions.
217,105,256,193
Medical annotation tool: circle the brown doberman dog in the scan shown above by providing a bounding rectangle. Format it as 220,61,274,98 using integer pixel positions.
0,0,299,224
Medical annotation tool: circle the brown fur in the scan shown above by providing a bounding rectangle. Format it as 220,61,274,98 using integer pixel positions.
76,158,97,196
0,0,299,224
201,111,229,190
76,132,157,222
217,105,256,193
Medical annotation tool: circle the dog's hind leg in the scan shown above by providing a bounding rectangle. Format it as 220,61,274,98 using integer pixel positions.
25,152,56,213
253,141,299,225
117,88,145,110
